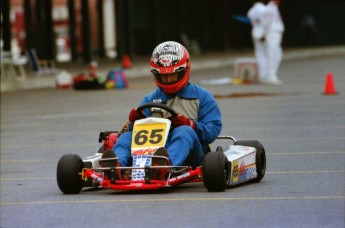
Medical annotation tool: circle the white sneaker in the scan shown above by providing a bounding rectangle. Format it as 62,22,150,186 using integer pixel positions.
264,79,283,86
259,79,269,84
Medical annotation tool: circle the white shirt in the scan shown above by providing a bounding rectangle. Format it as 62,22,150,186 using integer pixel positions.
247,2,267,39
265,1,284,33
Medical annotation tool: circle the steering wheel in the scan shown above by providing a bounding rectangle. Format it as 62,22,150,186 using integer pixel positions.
137,102,178,118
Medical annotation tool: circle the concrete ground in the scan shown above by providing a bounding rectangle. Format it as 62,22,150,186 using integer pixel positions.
1,54,344,227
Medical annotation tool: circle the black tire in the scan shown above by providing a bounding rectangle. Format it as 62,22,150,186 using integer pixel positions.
57,154,85,194
202,152,230,192
234,140,266,182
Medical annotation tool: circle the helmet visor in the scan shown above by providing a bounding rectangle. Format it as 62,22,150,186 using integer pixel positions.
152,67,186,85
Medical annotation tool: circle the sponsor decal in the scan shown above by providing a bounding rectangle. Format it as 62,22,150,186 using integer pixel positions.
232,159,256,184
152,42,183,63
243,146,251,151
160,67,174,73
177,172,190,180
238,164,256,183
131,160,150,180
132,170,146,181
246,166,257,180
229,151,241,155
239,161,246,175
169,172,191,183
131,150,154,180
132,148,156,156
233,160,239,182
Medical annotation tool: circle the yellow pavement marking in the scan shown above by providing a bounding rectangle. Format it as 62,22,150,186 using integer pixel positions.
0,160,56,163
1,132,94,136
1,196,344,206
263,137,345,141
0,143,95,148
0,177,55,181
269,151,345,155
268,170,345,174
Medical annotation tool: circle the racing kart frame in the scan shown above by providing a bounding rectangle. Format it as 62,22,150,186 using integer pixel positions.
57,103,266,194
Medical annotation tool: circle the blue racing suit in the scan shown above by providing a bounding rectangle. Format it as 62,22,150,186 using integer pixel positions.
113,83,222,168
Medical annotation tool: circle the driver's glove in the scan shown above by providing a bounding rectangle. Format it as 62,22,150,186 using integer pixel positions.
129,108,145,123
169,114,196,129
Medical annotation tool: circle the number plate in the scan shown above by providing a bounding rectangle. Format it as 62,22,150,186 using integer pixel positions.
130,118,170,180
131,119,170,150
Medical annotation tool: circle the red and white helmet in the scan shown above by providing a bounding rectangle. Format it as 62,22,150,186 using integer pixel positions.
150,41,191,94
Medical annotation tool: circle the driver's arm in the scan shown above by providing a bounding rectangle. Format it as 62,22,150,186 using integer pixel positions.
194,91,222,144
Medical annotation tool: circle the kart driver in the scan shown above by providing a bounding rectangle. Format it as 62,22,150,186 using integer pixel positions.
105,41,222,175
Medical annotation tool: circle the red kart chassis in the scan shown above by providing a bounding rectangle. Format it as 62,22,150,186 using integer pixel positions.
57,135,266,193
82,164,203,191
57,103,266,194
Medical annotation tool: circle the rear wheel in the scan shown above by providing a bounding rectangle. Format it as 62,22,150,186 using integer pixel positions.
234,140,266,182
57,154,85,194
202,152,230,192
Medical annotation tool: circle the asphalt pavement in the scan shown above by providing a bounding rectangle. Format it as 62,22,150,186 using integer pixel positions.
1,52,345,227
1,45,345,93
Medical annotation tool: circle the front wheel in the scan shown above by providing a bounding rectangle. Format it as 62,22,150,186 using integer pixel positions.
202,152,230,192
57,154,85,194
234,140,266,182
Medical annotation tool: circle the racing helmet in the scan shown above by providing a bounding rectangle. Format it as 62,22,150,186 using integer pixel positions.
150,41,191,94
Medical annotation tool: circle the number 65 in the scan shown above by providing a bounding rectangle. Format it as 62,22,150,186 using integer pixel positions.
134,129,164,145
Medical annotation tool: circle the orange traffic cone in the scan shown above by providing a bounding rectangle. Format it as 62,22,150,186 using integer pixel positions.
122,54,132,69
323,73,337,95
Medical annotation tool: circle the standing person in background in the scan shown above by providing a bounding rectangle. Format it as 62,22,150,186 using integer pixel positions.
247,0,268,83
264,0,284,85
301,13,317,46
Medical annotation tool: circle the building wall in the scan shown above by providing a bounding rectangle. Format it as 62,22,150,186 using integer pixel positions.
7,0,345,60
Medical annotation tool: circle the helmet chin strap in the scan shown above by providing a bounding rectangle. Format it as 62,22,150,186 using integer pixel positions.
158,80,190,95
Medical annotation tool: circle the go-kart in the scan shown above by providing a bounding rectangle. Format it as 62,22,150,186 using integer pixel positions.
57,103,266,194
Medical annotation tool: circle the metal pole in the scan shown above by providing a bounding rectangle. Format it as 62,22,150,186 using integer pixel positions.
23,0,33,50
115,0,126,59
35,0,53,60
97,0,105,57
81,0,90,62
68,0,77,60
2,0,11,52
